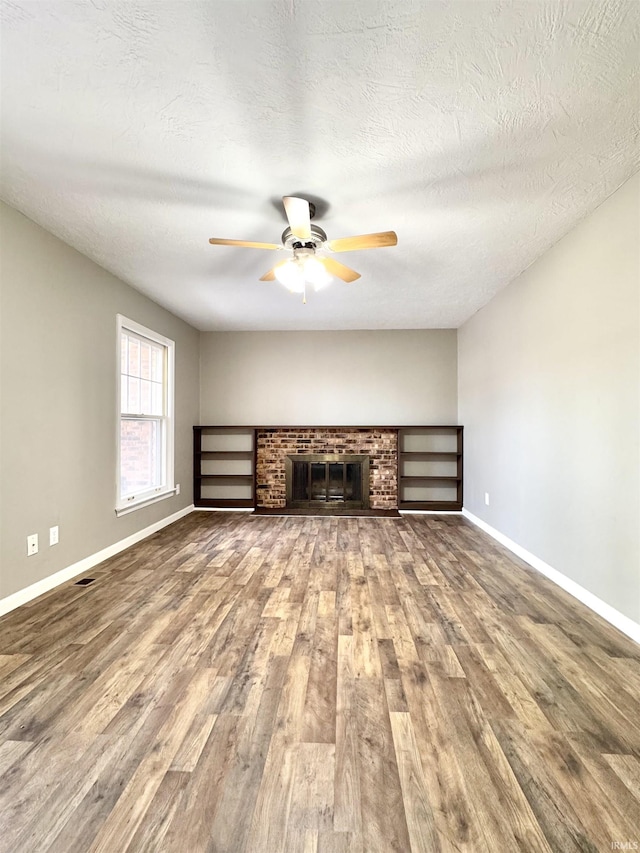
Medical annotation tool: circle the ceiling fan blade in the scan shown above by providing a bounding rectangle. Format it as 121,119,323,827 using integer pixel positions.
259,268,277,281
328,231,398,253
318,256,361,283
209,237,282,250
282,196,311,240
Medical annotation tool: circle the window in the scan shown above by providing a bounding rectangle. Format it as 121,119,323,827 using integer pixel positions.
116,315,175,515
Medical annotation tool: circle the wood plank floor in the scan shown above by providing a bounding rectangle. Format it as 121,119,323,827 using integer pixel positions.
0,512,639,852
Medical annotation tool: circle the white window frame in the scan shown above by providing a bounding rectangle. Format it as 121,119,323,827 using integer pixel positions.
115,314,176,516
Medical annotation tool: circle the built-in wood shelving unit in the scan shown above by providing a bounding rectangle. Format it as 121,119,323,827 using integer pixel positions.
194,425,463,512
398,426,463,511
193,426,255,508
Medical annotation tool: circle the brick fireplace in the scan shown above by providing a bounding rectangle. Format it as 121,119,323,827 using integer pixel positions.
255,428,398,510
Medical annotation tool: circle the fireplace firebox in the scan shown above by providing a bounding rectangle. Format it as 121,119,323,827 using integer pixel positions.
285,454,370,510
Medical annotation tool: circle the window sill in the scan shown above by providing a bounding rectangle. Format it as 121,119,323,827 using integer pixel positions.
115,487,177,517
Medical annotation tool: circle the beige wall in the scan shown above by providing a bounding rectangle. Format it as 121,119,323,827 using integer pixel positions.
458,173,640,622
0,202,200,600
199,330,458,425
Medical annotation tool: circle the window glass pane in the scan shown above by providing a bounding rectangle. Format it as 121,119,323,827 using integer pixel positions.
128,336,140,377
127,377,140,413
120,418,162,497
118,319,174,509
140,341,152,380
121,334,128,373
140,378,151,414
151,347,163,382
151,382,163,416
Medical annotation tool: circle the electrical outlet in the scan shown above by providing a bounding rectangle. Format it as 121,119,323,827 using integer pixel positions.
50,525,59,546
484,492,490,506
176,483,180,495
27,534,38,556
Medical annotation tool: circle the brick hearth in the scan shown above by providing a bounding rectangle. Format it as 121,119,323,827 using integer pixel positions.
255,428,398,509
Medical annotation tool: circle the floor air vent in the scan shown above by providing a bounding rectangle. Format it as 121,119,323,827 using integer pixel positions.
75,578,96,586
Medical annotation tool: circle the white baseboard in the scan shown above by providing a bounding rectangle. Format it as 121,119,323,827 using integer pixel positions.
0,505,195,617
462,509,640,645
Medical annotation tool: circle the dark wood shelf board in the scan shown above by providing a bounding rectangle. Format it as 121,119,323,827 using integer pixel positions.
194,498,254,508
197,474,254,481
399,501,463,511
400,451,461,458
400,475,461,482
196,451,254,459
255,507,401,517
196,424,463,431
194,427,255,433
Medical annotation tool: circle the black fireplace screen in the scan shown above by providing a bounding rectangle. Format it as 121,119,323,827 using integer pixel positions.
286,454,370,509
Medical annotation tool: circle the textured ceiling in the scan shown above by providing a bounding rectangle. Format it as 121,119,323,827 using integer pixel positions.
1,1,639,331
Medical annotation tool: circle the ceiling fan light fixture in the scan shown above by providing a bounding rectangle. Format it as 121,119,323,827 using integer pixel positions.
274,252,333,294
274,258,306,293
304,256,333,290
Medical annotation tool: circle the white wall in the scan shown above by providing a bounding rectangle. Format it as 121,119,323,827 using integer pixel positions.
0,202,200,600
458,173,640,623
199,330,458,425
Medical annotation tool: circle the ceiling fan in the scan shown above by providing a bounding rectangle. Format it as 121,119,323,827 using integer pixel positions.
209,196,397,301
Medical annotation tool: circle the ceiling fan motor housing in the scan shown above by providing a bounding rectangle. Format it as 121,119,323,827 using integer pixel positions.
282,223,328,251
